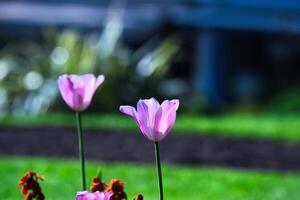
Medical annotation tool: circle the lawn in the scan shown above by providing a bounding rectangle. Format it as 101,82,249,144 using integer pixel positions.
1,157,300,200
1,113,300,141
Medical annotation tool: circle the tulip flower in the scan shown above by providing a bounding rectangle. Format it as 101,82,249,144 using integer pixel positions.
120,98,179,200
57,74,105,112
76,191,113,200
119,98,179,142
57,74,105,191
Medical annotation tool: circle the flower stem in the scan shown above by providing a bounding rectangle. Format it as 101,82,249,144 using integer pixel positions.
154,142,164,200
76,112,86,191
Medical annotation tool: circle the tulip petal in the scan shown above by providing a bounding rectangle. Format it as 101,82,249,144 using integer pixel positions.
163,99,179,133
57,75,76,109
119,106,138,122
76,191,113,200
156,99,179,133
161,99,179,113
76,191,88,200
136,99,148,126
71,75,88,111
81,74,97,103
153,107,164,141
136,100,154,140
95,75,105,88
103,191,113,200
143,97,160,127
83,74,105,108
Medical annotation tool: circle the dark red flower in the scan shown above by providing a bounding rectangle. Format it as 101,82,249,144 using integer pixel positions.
90,176,107,193
132,194,143,200
105,179,127,200
19,172,45,200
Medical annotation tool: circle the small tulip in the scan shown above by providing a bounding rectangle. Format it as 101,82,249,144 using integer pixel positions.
57,74,105,112
120,98,179,200
120,97,179,142
76,191,113,200
58,74,105,191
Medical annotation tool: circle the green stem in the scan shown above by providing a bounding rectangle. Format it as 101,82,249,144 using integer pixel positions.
154,142,164,200
76,112,86,191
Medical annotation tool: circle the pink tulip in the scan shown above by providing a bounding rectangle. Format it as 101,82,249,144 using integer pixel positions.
57,74,105,112
76,191,113,200
120,98,179,142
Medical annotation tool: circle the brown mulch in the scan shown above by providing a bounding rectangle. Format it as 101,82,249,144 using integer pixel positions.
0,127,300,171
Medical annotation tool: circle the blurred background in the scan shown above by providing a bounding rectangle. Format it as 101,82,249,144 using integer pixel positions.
1,0,300,200
2,0,300,114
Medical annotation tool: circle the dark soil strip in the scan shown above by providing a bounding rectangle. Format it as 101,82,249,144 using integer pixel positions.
1,127,300,171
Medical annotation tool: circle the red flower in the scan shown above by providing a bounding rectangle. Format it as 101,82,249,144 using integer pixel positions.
89,176,143,200
105,179,127,200
132,194,143,200
19,172,45,200
90,176,107,193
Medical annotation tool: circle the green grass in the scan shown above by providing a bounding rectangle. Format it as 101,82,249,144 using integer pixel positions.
1,113,300,141
1,157,300,200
